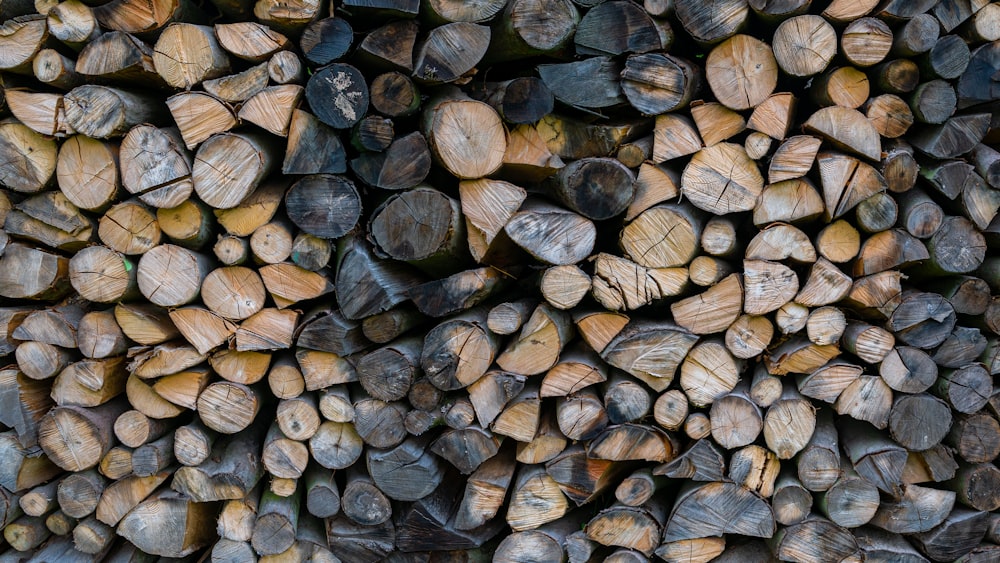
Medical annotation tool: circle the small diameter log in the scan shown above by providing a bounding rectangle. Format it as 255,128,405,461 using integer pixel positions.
772,472,812,526
357,336,421,403
549,157,634,221
893,13,940,57
763,384,816,460
710,382,762,450
818,461,879,529
304,466,339,520
174,421,216,467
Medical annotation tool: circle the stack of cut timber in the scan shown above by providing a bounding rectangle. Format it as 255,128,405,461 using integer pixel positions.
3,0,1000,560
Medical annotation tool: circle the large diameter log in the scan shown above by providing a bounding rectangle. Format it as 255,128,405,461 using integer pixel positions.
661,482,775,542
673,0,748,45
193,131,278,209
304,63,369,129
153,23,230,89
136,244,213,307
116,489,219,558
38,400,128,472
63,86,164,139
422,96,507,179
772,15,837,77
681,143,763,215
706,34,777,111
0,244,70,300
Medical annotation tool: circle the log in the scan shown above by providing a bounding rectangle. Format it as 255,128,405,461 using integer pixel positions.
768,516,861,563
681,143,763,214
413,23,489,85
193,131,278,210
673,0,747,44
705,34,777,111
661,481,775,542
116,489,219,558
772,15,837,77
422,94,506,179
892,14,940,59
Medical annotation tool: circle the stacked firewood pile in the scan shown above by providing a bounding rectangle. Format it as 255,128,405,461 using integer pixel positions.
3,0,1000,560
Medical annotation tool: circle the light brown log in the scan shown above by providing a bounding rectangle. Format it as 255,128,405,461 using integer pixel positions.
0,15,51,74
166,92,238,151
239,85,302,137
39,400,128,472
710,383,762,450
0,119,58,194
772,15,837,77
681,143,763,215
841,17,892,67
748,92,797,141
215,22,289,62
754,179,824,226
96,200,160,256
197,381,260,434
590,253,687,312
167,307,235,355
725,314,774,360
153,23,229,88
705,34,777,111
652,114,701,162
193,131,278,210
691,102,746,147
422,95,506,179
203,63,268,103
